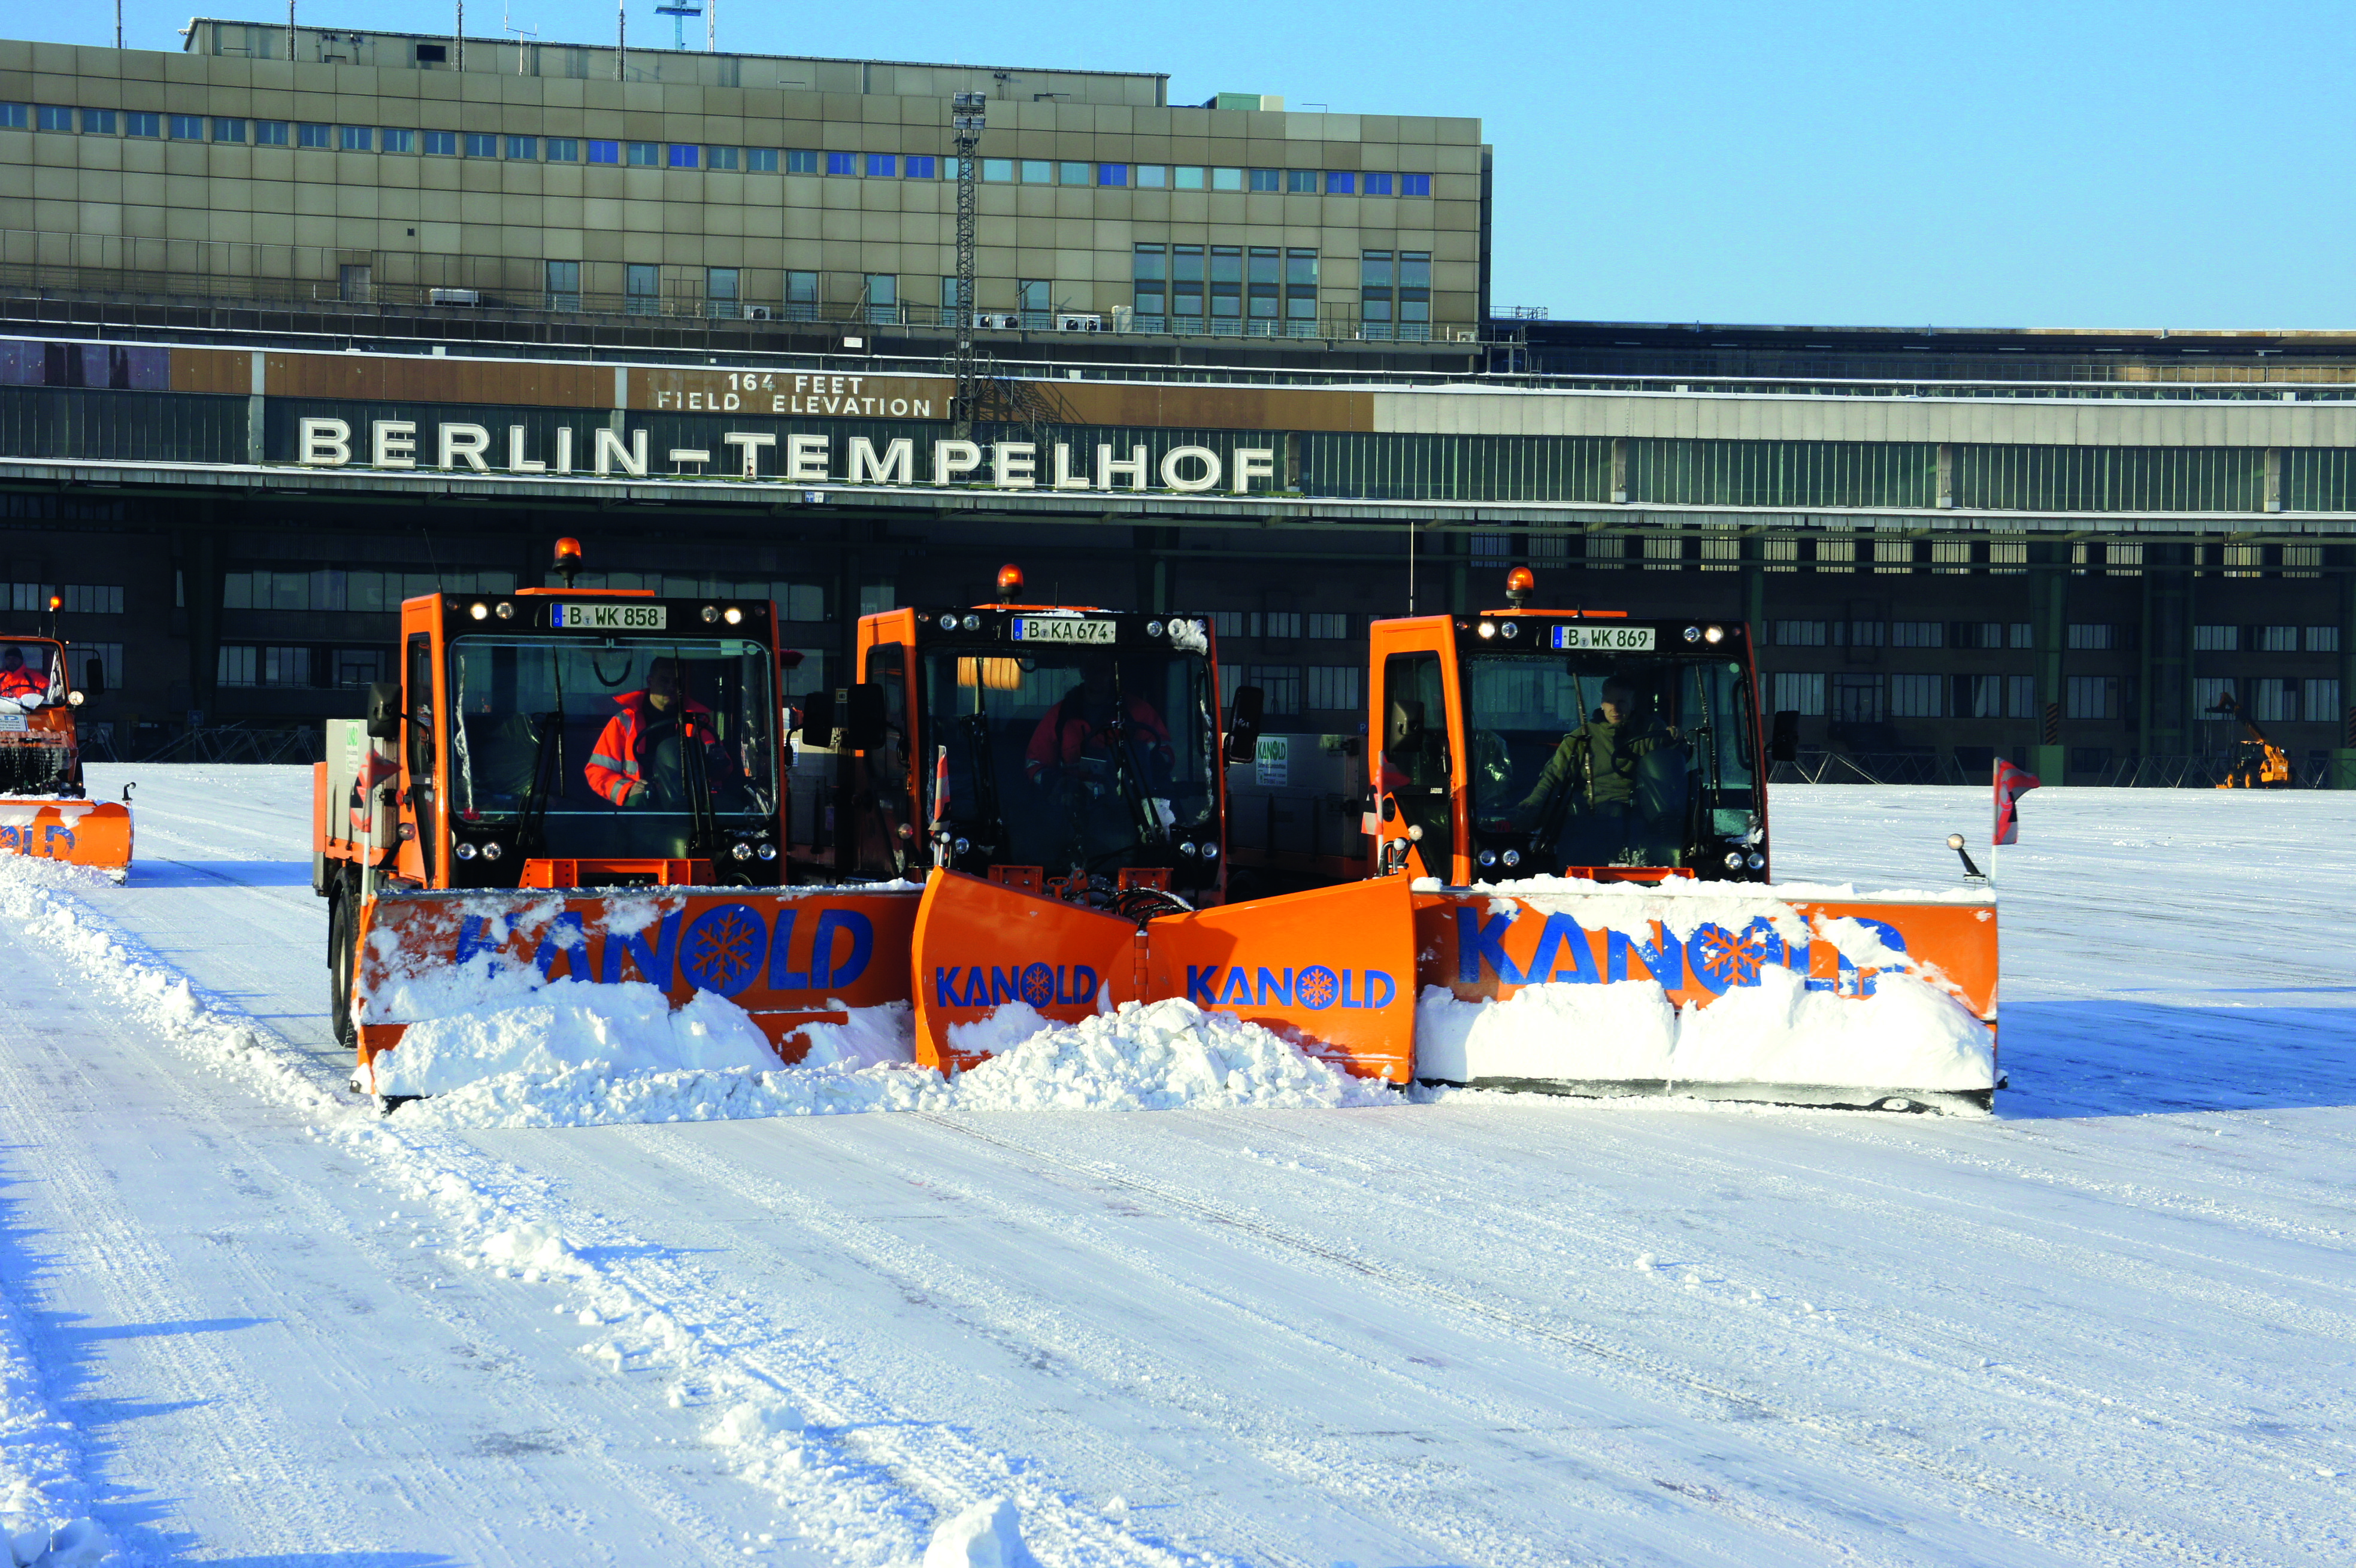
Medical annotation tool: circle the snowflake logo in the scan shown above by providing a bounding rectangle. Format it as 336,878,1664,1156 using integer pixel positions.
1020,962,1057,1006
1692,922,1774,990
1295,965,1340,1011
681,903,765,996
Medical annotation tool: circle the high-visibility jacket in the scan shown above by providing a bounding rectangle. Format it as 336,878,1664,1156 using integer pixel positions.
585,692,720,806
0,665,44,702
1024,693,1171,785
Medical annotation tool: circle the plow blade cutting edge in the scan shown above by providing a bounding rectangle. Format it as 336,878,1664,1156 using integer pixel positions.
915,871,2000,1111
351,885,921,1091
0,799,133,879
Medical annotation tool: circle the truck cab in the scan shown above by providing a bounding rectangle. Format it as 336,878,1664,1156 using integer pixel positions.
839,566,1228,905
0,633,98,799
1366,574,1771,885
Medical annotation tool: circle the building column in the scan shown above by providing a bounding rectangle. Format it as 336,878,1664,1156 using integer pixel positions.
183,524,222,730
246,349,266,465
2139,542,2191,760
2030,541,2068,783
2334,565,2356,788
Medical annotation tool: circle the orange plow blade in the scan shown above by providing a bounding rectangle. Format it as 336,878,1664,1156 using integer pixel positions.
1415,887,2000,1111
910,871,1421,1081
353,886,920,1085
0,799,133,878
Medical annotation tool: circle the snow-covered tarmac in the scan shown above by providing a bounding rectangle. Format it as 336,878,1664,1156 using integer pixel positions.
2,768,2352,1566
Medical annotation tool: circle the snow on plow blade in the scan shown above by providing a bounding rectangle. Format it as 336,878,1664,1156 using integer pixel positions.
1416,884,2000,1112
352,886,920,1087
0,799,133,878
911,871,1419,1080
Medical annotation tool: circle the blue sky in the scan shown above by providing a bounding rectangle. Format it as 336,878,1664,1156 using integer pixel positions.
49,1,2356,329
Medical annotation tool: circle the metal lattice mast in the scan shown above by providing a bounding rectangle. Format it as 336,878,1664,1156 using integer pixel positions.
950,92,986,439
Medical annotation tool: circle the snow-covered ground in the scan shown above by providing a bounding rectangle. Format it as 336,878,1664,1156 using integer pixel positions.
1,766,2352,1566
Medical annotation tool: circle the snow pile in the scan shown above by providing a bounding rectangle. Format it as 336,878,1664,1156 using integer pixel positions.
948,1000,1395,1111
371,980,782,1097
399,996,1394,1129
923,1497,1039,1568
1416,965,1995,1092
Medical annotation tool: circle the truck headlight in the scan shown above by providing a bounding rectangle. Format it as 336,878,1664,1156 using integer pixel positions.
755,843,777,861
454,842,479,860
480,842,504,862
67,691,84,706
731,842,754,860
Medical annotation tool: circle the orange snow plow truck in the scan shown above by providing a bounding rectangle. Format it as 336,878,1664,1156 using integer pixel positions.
917,568,2003,1113
316,539,924,1092
0,609,133,879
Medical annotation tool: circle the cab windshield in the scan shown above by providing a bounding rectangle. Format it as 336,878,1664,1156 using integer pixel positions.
1464,651,1757,871
917,646,1216,875
448,636,776,858
0,642,61,709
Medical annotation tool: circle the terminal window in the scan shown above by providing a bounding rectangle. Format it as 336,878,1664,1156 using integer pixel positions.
1287,169,1317,193
1022,160,1052,183
80,108,116,135
380,128,413,153
250,120,286,145
465,132,497,157
1325,171,1355,194
1772,672,1825,717
214,119,247,143
668,144,699,168
1136,165,1167,187
746,148,777,171
1060,162,1088,184
425,131,458,156
628,142,660,166
906,155,935,178
0,105,25,130
827,151,856,175
1096,163,1127,186
508,136,538,160
588,139,619,163
37,105,71,131
1209,248,1242,319
546,138,579,162
1250,168,1279,190
1363,172,1393,195
126,111,159,138
787,150,818,172
1403,174,1431,195
707,145,738,169
1307,666,1361,713
866,153,896,177
1249,248,1279,319
170,114,204,139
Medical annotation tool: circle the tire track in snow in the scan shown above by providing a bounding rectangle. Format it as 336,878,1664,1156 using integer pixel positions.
911,1112,2320,1568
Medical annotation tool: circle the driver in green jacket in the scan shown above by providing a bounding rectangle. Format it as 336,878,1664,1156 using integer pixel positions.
1513,678,1680,865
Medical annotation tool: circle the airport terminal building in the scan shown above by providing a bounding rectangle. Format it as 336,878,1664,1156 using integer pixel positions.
2,22,2353,788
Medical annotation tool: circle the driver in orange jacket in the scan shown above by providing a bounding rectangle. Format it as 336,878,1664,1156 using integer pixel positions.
0,646,46,704
585,658,734,806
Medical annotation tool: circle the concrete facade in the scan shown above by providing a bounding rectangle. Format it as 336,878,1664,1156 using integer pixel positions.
0,24,1486,339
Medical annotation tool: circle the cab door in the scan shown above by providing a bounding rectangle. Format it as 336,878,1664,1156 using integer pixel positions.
1365,615,1465,883
847,611,917,879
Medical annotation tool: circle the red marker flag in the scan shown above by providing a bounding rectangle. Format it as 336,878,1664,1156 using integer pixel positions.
1993,759,2040,845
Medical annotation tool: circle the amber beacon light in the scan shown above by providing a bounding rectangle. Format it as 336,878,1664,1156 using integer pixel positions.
996,563,1025,602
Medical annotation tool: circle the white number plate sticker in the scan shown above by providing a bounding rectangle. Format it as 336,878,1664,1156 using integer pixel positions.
551,602,667,631
1013,617,1116,645
0,715,25,732
1551,624,1656,652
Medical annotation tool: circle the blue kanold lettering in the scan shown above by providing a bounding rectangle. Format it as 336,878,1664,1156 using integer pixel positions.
1255,966,1292,1006
933,965,962,1008
991,965,1020,1005
455,914,505,967
1065,965,1099,1005
1458,907,1525,985
534,911,590,981
808,908,871,988
962,968,990,1008
601,910,683,985
1339,969,1359,1008
41,824,74,855
1606,924,1683,987
1187,965,1219,1006
1362,969,1395,1008
1218,966,1253,1005
767,908,810,988
1526,912,1601,985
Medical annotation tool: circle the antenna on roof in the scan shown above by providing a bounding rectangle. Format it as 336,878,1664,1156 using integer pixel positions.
503,1,538,74
653,0,704,51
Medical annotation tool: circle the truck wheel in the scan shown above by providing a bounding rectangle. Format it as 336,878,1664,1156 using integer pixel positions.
328,879,357,1051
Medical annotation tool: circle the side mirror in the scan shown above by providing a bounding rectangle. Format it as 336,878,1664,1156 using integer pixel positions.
365,681,403,741
1224,684,1265,765
1769,709,1800,763
837,682,888,753
798,688,837,748
81,658,104,697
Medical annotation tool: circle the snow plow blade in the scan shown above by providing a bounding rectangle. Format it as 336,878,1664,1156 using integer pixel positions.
352,885,921,1088
0,798,133,879
1414,885,2000,1111
911,870,1419,1079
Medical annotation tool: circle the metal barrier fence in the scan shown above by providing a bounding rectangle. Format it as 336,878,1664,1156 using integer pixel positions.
1771,750,2335,788
132,726,326,765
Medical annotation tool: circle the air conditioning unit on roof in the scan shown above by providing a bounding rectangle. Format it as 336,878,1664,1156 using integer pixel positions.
1055,312,1103,333
428,288,480,306
974,311,1021,330
743,305,774,320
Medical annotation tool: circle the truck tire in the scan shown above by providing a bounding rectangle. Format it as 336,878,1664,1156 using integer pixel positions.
328,878,357,1051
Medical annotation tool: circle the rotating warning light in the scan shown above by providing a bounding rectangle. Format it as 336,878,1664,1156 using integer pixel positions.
552,535,585,588
1504,566,1534,604
996,563,1025,602
46,593,60,612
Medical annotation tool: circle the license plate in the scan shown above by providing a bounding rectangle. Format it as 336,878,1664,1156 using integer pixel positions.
1012,617,1116,645
551,602,667,631
0,715,23,732
1551,624,1656,652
